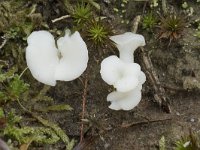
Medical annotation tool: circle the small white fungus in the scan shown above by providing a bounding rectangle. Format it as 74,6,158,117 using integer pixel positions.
110,32,145,63
26,30,88,86
55,30,88,81
107,71,146,110
26,31,59,86
100,32,146,110
100,56,142,92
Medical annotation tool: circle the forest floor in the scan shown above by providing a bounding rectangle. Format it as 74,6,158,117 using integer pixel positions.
0,0,200,150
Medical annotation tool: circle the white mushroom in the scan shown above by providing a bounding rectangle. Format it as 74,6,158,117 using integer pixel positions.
100,55,144,92
26,30,88,86
55,30,88,81
107,89,141,110
26,31,59,86
107,71,146,110
110,32,145,63
100,32,146,111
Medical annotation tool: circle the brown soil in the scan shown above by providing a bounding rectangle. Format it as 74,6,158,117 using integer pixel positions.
1,0,200,150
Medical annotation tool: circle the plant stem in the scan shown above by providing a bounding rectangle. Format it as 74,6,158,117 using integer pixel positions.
0,36,7,50
17,98,31,113
119,49,134,63
80,73,88,142
19,67,28,79
52,15,70,23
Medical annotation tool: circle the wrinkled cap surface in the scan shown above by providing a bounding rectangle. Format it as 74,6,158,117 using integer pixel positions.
100,55,143,92
107,88,142,110
107,73,145,111
26,30,88,86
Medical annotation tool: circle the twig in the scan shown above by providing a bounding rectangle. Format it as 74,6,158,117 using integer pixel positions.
80,73,88,142
51,15,70,23
19,67,28,79
162,84,185,91
120,117,172,128
17,98,31,113
131,16,171,113
142,1,148,14
162,0,167,15
0,138,10,150
131,15,141,34
0,36,7,50
140,47,171,113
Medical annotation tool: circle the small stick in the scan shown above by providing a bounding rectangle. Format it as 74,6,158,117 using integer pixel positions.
52,15,70,23
162,0,167,15
131,16,171,113
162,84,185,91
131,15,141,34
80,73,88,142
19,67,28,79
0,36,7,50
0,138,10,150
121,117,172,128
139,47,171,113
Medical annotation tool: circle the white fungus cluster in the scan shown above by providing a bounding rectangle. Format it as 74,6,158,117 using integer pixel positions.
26,29,146,111
100,32,146,110
26,30,88,86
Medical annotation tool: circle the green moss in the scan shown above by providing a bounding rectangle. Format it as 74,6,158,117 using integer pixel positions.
158,14,186,43
73,3,92,25
4,126,60,144
142,12,157,31
0,0,43,39
0,66,28,104
85,19,114,51
0,64,74,148
3,111,60,144
33,115,75,149
174,131,200,150
7,75,29,99
88,21,109,45
159,136,166,150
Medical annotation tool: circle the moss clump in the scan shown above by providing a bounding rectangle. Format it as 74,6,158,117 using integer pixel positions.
175,131,200,150
72,3,92,26
158,14,186,44
142,12,157,32
0,1,43,39
0,63,74,149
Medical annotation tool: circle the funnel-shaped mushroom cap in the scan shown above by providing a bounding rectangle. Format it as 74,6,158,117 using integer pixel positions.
26,31,59,86
55,30,88,81
107,89,141,110
107,73,146,111
100,55,144,92
110,32,145,62
110,32,145,51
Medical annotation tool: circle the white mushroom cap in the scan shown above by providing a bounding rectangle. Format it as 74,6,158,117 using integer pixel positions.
100,55,143,92
110,32,145,63
107,73,146,111
55,30,88,81
107,88,141,110
26,31,59,86
26,30,88,86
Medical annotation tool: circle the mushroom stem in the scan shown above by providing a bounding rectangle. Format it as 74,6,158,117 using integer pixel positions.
119,49,134,63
